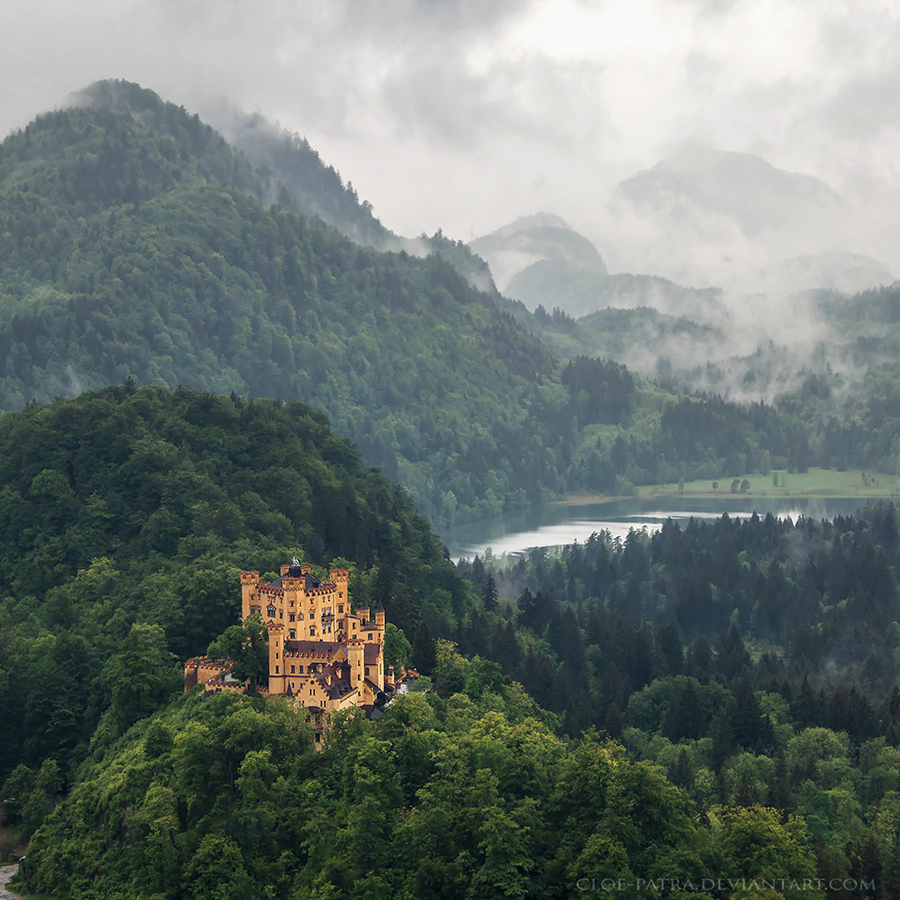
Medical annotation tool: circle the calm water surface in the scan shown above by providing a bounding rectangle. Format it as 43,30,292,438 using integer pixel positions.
440,496,887,561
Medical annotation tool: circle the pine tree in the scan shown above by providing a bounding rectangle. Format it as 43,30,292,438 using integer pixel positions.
411,621,437,675
483,573,499,613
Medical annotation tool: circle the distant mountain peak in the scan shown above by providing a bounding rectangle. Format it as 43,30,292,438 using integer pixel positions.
486,212,574,240
469,212,605,292
618,144,843,233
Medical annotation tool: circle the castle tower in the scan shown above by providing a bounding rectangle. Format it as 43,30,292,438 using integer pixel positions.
346,638,365,689
241,571,260,620
330,568,349,603
374,599,385,644
268,622,286,694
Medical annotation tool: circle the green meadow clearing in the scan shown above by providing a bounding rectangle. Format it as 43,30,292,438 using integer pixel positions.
638,466,899,499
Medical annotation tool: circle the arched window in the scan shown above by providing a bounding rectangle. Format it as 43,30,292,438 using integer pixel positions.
267,606,276,618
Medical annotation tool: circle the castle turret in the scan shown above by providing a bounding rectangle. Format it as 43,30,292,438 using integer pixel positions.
330,568,349,603
241,571,260,620
346,638,365,689
268,622,286,694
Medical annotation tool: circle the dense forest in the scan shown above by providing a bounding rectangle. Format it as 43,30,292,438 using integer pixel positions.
5,81,900,897
4,386,898,896
4,82,900,533
20,682,841,900
0,385,465,802
446,508,900,895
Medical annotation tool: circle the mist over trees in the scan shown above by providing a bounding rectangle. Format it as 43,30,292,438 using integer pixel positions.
3,79,900,896
5,87,900,536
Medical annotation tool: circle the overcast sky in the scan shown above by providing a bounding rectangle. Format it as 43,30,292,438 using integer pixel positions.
3,0,900,251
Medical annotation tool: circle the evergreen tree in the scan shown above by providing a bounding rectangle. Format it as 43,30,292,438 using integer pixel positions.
411,621,437,675
483,573,499,613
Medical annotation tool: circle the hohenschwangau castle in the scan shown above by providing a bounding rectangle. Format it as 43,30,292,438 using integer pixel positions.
185,560,395,741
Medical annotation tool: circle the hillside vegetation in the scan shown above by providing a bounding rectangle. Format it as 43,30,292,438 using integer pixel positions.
0,385,465,794
22,664,831,900
3,81,900,533
0,86,789,528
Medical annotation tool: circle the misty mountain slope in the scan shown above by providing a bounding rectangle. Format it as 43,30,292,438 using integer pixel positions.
608,144,894,294
69,80,393,246
670,280,900,404
618,144,843,236
210,107,397,249
0,100,579,527
472,212,725,323
774,252,894,296
494,295,724,375
470,212,606,291
70,80,502,298
814,281,900,327
5,88,900,527
506,260,725,323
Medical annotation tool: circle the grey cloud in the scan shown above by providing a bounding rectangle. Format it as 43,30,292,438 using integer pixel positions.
2,0,900,284
380,52,605,150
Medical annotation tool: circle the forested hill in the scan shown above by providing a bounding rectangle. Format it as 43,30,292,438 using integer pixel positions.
0,384,466,790
70,80,497,285
70,79,395,250
0,95,565,525
3,84,900,530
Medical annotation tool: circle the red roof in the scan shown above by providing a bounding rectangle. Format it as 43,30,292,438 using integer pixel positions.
284,640,343,658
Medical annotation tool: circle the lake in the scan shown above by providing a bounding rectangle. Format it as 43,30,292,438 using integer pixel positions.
440,495,888,561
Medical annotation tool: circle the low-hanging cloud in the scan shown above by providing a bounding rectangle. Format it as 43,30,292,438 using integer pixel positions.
2,0,900,282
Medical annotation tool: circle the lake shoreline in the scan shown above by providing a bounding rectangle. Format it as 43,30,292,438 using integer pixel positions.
443,488,890,560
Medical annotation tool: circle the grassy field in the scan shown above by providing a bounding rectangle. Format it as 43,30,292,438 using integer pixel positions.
637,467,899,500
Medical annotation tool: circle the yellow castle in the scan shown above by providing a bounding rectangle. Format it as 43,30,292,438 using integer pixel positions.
185,559,392,741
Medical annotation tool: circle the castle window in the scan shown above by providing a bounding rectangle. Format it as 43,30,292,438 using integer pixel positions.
267,606,276,617
276,665,279,673
290,600,294,607
339,592,343,598
368,634,373,640
289,629,296,639
310,626,316,636
289,613,295,622
338,605,344,613
291,665,296,673
365,667,369,675
279,610,283,618
352,622,356,630
298,612,304,620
